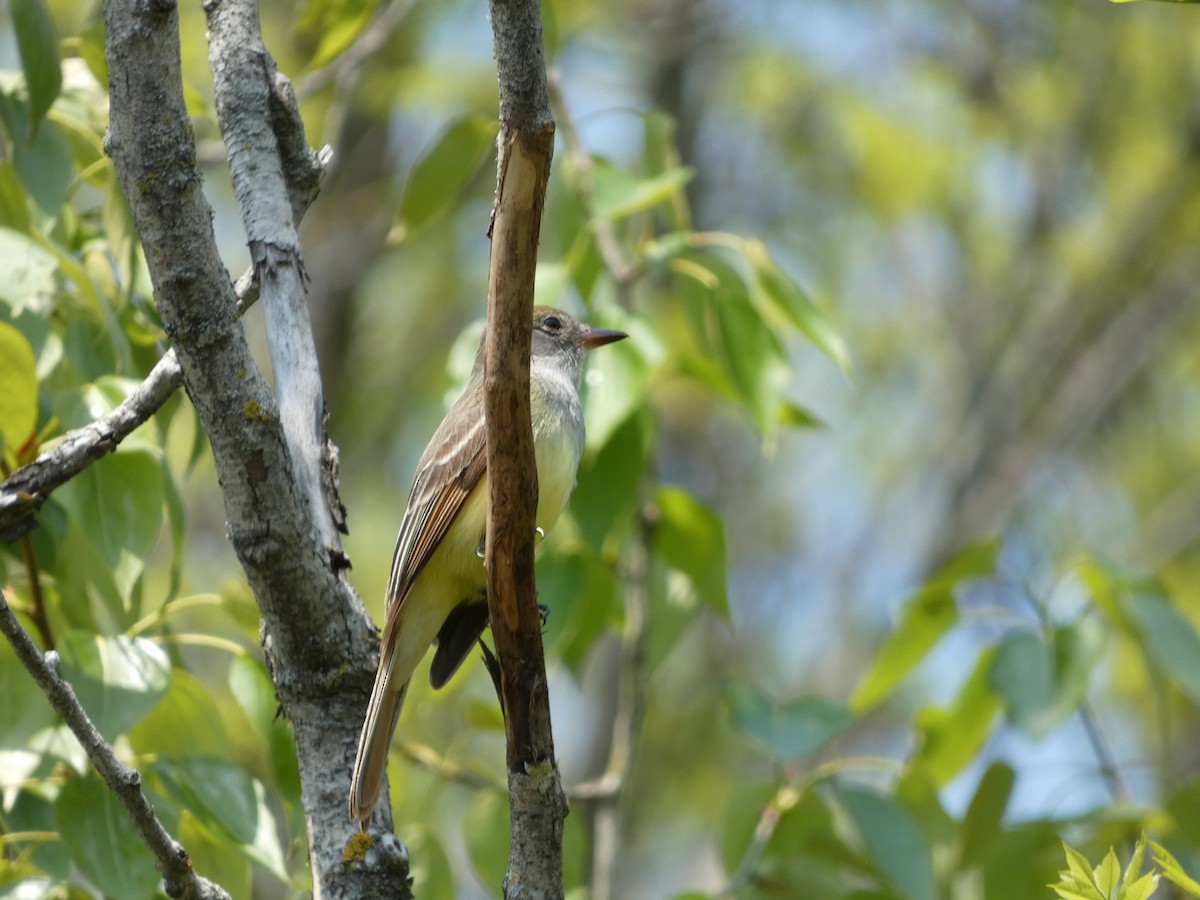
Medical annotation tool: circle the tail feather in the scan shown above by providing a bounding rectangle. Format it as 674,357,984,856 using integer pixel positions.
349,671,409,829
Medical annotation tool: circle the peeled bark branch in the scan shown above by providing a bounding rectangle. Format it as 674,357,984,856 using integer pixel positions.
483,1,566,897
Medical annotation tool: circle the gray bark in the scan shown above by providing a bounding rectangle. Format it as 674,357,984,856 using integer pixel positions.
102,1,406,896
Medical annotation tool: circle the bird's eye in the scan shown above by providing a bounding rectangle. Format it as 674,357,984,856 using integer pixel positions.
542,315,562,333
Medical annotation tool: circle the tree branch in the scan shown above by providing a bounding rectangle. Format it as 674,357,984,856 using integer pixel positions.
483,0,566,897
0,589,230,900
206,0,343,553
294,0,418,100
577,502,654,900
0,101,330,546
102,2,399,896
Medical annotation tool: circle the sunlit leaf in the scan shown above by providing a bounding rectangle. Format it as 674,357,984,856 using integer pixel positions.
178,809,252,899
1151,841,1200,897
399,115,498,235
591,160,693,221
0,321,38,457
57,449,164,607
128,668,229,759
0,228,57,313
572,410,649,550
55,631,170,741
653,486,728,617
743,239,852,375
851,539,998,712
914,648,1001,785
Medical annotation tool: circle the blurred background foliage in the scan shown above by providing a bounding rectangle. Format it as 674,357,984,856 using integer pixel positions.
3,0,1200,897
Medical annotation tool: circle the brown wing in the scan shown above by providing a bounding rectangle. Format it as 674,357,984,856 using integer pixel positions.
381,385,487,633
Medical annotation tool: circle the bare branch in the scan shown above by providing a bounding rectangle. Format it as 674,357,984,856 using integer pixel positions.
546,73,638,291
483,0,566,896
577,503,654,900
295,0,418,100
0,589,230,900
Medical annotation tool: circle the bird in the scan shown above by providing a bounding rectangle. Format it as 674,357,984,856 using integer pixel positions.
349,305,627,828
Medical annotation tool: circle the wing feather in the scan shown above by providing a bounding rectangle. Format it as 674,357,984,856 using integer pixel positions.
378,387,487,662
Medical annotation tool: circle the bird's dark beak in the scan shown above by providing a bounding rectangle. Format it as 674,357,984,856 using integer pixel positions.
580,326,628,350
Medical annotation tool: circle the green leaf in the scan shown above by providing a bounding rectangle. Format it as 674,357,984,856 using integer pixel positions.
178,809,252,899
582,309,663,453
11,0,62,134
156,758,287,881
914,648,1001,785
836,785,934,900
591,160,693,221
851,539,997,712
959,762,1015,867
726,683,853,760
1122,835,1152,898
850,584,958,713
653,486,728,616
539,549,620,673
57,449,164,606
571,410,649,550
1092,847,1119,896
989,620,1102,739
55,774,160,900
399,115,498,235
712,289,790,436
228,656,301,803
406,827,454,900
780,400,824,429
0,162,31,230
55,631,170,741
0,321,38,457
744,239,852,375
128,668,229,758
1125,591,1200,705
13,118,71,215
155,757,256,844
1150,841,1200,897
464,789,508,887
0,228,57,313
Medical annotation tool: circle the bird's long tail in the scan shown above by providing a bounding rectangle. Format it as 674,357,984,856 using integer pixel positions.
349,669,409,829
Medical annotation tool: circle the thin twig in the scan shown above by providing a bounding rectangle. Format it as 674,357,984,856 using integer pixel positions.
0,588,231,900
546,73,639,292
18,536,52,650
295,0,418,99
1019,581,1131,804
577,502,655,900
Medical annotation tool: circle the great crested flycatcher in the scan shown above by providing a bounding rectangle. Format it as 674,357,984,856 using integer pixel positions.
349,305,627,826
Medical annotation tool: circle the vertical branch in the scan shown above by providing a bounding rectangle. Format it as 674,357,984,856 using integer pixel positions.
104,2,400,896
483,0,566,897
204,0,345,555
